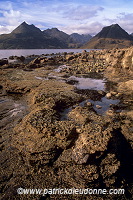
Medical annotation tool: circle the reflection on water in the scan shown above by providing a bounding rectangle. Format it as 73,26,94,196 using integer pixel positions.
54,65,68,73
68,76,106,90
0,94,28,128
60,96,120,120
79,97,120,115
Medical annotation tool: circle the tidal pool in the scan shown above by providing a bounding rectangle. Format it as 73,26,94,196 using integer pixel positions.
60,96,120,120
0,93,28,128
68,76,106,90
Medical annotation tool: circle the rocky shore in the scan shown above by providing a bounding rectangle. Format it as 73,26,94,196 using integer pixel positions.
0,47,133,200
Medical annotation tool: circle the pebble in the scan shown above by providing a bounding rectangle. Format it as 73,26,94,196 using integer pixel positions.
106,109,115,116
86,102,92,107
106,93,112,98
96,105,102,109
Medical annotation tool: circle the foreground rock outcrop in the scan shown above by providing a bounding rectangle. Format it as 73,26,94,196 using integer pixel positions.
0,47,133,200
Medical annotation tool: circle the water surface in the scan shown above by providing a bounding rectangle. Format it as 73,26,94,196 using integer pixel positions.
0,49,90,59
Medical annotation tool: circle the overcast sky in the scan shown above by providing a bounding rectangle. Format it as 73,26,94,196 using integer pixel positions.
0,0,133,35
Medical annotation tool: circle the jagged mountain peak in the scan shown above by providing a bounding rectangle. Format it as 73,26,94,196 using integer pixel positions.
96,24,132,40
82,24,133,49
20,21,28,25
11,22,42,35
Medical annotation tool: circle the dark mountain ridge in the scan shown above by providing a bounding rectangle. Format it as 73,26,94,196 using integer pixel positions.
82,24,133,49
70,33,92,45
11,21,42,35
0,22,132,49
0,22,68,49
0,22,92,49
96,24,133,40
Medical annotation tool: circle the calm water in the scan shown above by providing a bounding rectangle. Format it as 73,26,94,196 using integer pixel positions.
68,76,106,90
0,49,90,59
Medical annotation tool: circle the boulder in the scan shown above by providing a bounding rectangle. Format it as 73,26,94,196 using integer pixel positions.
0,58,8,66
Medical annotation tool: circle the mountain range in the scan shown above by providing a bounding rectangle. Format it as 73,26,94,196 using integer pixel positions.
82,24,133,49
0,22,92,49
0,22,132,49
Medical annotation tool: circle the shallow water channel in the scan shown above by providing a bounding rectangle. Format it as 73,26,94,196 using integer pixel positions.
0,90,28,129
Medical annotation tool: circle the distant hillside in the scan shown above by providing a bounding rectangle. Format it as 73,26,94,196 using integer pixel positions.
82,24,133,49
70,33,92,47
43,28,75,48
0,22,92,49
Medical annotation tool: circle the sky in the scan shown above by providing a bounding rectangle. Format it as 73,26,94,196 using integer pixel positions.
0,0,133,35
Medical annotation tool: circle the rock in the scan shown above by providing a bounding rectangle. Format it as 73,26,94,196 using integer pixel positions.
86,101,93,107
17,56,25,62
1,47,133,199
115,92,122,97
0,58,8,66
68,106,90,124
65,55,75,61
118,80,133,94
106,93,112,98
96,105,102,109
100,153,120,187
120,110,133,120
56,158,99,188
9,55,17,60
105,109,115,116
111,91,117,95
82,50,87,53
98,90,105,95
72,123,112,164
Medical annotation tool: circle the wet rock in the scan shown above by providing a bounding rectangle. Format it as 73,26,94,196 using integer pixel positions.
96,105,102,109
86,101,93,107
16,56,25,62
9,55,17,60
98,90,106,95
0,58,8,66
106,92,112,98
105,109,115,116
82,50,87,53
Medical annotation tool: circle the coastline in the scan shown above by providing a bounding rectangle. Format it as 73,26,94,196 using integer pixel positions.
0,47,133,200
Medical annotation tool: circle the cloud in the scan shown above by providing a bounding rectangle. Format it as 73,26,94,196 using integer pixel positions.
116,13,133,33
0,25,9,34
0,1,12,10
63,5,104,20
104,12,133,34
0,25,17,34
0,0,132,35
59,22,104,35
3,9,21,25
